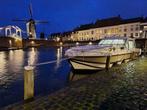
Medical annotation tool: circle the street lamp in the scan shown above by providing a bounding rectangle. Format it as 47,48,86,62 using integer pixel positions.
76,42,79,46
57,37,60,42
60,42,63,46
140,30,143,33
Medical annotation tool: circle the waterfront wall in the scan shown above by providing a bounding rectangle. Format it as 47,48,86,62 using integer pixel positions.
0,36,147,51
22,39,60,47
0,37,22,49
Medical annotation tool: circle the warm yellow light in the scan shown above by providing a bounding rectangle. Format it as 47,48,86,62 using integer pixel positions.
15,39,18,42
9,40,12,45
31,41,35,44
60,42,63,46
28,48,37,66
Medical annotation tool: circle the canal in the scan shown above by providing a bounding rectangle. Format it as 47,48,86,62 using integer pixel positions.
0,47,147,109
0,47,70,108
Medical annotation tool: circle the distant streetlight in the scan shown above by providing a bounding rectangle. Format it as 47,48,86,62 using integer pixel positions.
89,42,92,45
57,37,60,42
31,41,35,44
140,30,143,33
76,42,79,46
60,42,63,46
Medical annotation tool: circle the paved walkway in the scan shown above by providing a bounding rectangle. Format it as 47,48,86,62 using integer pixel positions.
2,58,147,110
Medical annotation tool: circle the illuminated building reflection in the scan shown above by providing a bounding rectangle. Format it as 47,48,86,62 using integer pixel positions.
56,47,63,69
0,50,25,85
8,50,24,72
0,52,7,76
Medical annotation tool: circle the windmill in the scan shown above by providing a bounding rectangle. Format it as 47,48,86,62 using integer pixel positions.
13,3,48,39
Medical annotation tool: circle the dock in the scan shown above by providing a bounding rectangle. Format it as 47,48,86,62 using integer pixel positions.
2,58,147,110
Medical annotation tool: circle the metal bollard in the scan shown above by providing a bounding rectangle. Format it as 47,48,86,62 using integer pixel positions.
24,66,34,100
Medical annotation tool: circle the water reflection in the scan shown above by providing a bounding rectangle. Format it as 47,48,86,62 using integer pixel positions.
68,70,94,82
0,50,25,86
8,50,24,73
56,47,63,69
0,52,7,76
27,48,38,66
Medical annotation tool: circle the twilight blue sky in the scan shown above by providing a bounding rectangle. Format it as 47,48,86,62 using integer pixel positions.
0,0,147,36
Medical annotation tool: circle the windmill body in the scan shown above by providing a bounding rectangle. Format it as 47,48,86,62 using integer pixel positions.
26,19,36,39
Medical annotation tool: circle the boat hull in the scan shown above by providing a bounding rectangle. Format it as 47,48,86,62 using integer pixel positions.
69,52,140,70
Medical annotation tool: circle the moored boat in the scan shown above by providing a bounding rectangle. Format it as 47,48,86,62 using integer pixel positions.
65,36,141,71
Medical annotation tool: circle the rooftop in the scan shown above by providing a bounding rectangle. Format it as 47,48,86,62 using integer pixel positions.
74,16,147,31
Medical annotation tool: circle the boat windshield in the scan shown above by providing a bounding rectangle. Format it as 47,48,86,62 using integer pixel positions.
99,39,125,46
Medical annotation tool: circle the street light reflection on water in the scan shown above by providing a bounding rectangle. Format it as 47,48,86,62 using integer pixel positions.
0,47,71,108
56,47,63,69
27,47,38,66
0,52,7,75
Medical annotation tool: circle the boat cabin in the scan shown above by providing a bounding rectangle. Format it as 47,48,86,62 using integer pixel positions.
98,37,136,50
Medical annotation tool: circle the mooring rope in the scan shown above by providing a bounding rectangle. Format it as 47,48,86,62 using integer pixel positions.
35,57,69,66
29,57,72,67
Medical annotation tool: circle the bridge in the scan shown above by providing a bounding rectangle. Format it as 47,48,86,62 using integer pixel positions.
0,25,23,49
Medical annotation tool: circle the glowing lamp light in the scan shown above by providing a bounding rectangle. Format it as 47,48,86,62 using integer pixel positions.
140,30,143,33
31,41,35,44
76,42,79,45
89,42,92,45
60,42,63,46
57,37,60,42
9,40,12,46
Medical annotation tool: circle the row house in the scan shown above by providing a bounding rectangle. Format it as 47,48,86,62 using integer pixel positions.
71,16,147,41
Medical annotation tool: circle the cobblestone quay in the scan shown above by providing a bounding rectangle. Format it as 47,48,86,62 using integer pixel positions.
2,57,147,110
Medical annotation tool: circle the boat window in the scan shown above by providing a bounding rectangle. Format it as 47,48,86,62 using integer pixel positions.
128,40,134,49
99,39,125,45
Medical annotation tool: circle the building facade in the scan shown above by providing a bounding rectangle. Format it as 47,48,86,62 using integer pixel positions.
72,22,141,41
71,17,147,41
50,16,147,42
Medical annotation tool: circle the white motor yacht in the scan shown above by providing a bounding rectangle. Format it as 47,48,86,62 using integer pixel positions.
65,37,141,70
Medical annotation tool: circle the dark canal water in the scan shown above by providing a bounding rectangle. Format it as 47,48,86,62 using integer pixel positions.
0,47,71,108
